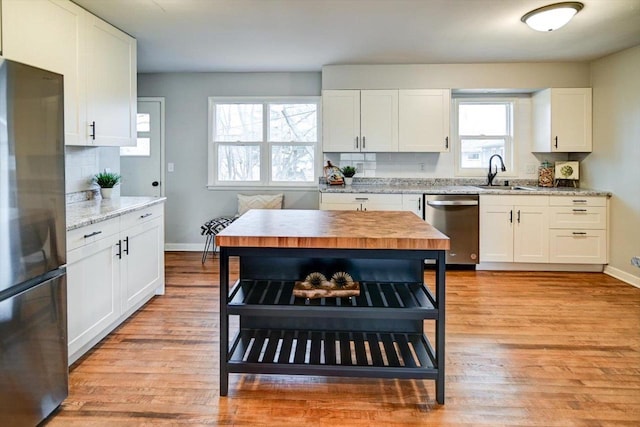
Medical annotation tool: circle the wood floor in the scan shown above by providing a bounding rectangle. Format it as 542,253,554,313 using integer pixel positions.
45,252,640,426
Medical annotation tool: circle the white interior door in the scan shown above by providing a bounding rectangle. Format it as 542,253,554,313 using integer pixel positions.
120,98,164,197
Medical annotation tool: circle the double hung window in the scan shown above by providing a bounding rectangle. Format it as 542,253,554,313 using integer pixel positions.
208,97,319,187
454,98,514,175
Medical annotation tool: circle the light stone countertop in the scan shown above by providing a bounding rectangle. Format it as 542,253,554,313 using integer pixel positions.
66,196,167,231
319,180,612,197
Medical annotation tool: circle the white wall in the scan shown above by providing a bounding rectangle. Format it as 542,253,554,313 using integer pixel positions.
586,45,640,285
137,72,322,249
322,63,591,90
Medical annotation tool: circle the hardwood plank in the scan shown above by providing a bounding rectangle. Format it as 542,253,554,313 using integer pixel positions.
44,252,640,426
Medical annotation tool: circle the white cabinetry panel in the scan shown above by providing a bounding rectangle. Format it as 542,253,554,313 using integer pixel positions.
399,89,450,152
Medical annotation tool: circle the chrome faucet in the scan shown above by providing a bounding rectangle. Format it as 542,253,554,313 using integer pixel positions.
487,154,506,186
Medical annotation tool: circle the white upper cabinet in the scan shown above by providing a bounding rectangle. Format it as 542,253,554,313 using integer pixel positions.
2,0,86,146
399,89,450,152
360,90,399,152
86,14,137,147
322,90,398,152
322,90,361,152
532,88,592,153
1,0,136,147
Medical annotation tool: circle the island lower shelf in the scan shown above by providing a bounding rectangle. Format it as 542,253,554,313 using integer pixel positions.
228,328,437,378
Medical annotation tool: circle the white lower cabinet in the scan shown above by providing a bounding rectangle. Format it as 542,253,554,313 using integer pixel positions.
548,196,607,264
480,194,608,266
67,234,120,360
319,193,403,211
480,195,549,263
402,194,423,218
121,216,164,312
66,202,164,364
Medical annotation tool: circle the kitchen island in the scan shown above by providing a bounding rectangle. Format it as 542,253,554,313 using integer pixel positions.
216,209,450,403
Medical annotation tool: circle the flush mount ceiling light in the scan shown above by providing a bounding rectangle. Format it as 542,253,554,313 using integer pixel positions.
521,2,584,32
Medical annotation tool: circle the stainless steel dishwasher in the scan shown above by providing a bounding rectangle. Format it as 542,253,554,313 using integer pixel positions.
423,194,479,265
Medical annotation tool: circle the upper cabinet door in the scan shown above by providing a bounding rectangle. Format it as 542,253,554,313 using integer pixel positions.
86,15,137,147
532,88,592,153
2,0,86,146
551,89,592,152
399,89,450,152
322,90,360,152
360,90,398,152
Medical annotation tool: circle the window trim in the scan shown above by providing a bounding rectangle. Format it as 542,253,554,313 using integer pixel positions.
207,96,321,189
453,97,518,177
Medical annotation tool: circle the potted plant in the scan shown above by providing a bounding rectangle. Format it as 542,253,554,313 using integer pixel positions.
93,171,121,199
341,166,357,186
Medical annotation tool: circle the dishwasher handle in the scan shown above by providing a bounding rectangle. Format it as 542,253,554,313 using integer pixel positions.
427,200,479,207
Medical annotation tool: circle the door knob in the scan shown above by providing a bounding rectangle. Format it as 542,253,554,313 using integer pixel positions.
152,181,159,187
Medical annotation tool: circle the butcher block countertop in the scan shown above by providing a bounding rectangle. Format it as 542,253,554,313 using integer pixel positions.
216,209,450,250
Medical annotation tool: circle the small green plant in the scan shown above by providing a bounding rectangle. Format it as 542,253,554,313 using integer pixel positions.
341,166,357,178
93,171,121,188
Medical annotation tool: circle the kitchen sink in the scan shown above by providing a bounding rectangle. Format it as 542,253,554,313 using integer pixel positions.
474,185,537,191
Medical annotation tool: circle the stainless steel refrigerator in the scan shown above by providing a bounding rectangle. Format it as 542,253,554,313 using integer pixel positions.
0,58,68,425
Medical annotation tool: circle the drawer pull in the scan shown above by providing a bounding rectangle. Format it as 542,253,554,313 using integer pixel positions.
355,198,369,201
83,231,102,239
140,213,153,219
572,232,587,235
572,199,587,203
572,209,588,212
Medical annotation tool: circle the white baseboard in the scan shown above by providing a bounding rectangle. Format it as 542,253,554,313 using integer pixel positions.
164,243,204,252
476,262,604,272
604,265,640,288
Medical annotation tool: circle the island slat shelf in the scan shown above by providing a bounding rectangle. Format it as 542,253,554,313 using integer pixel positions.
227,328,437,379
217,210,449,404
228,279,438,319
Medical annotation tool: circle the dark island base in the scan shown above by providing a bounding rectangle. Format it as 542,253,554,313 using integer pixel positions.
219,247,446,404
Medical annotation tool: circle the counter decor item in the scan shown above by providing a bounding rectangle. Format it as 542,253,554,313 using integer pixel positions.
94,171,121,199
554,161,579,188
293,271,360,299
538,160,554,187
323,161,344,185
340,166,357,186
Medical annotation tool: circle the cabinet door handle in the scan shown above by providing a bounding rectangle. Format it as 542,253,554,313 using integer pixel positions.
517,210,521,223
140,213,153,219
83,230,102,239
509,210,513,223
116,240,122,259
362,136,366,149
572,232,587,235
572,209,588,212
445,136,449,149
90,121,96,140
123,236,129,255
554,136,558,149
355,136,359,149
418,198,421,210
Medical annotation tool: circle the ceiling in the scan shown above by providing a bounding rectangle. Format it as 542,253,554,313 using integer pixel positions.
73,0,640,73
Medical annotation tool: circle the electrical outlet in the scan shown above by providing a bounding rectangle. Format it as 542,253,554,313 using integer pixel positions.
525,163,537,174
167,162,174,172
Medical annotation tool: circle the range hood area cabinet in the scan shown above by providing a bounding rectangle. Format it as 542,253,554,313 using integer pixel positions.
1,0,137,147
532,88,592,153
322,89,450,153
